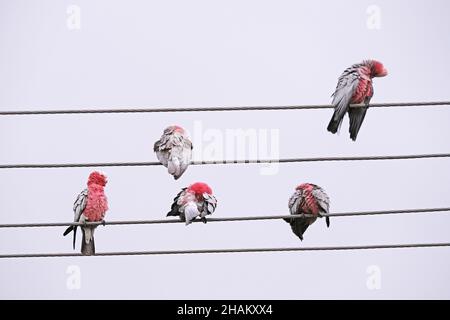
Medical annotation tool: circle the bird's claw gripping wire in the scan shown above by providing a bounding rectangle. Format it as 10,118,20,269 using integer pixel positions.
101,220,106,227
201,217,207,224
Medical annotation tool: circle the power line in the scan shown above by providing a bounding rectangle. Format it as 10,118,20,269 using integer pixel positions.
1,207,449,229
1,153,449,169
1,101,449,116
1,242,449,259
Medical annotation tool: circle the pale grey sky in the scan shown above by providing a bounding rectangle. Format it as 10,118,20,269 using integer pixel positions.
1,0,449,299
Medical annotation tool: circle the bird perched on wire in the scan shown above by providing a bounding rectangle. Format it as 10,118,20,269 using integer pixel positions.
327,60,388,141
284,183,330,241
167,182,217,225
154,125,193,180
63,171,109,256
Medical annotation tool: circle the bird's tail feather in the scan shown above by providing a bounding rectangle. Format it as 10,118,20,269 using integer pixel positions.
327,109,345,134
328,92,353,134
81,228,95,256
290,219,310,241
63,225,78,250
167,210,179,217
63,226,73,236
348,107,368,141
284,216,310,241
72,226,78,250
168,158,181,178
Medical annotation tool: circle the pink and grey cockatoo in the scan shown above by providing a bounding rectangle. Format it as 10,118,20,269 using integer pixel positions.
284,183,330,240
154,125,193,180
63,171,108,256
167,182,217,225
327,60,388,141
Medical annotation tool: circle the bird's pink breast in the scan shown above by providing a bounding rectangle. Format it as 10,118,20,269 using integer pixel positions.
84,185,108,221
351,67,373,104
180,191,197,206
301,188,319,216
351,78,373,104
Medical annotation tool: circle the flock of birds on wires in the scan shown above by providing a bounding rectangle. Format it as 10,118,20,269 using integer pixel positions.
62,59,389,256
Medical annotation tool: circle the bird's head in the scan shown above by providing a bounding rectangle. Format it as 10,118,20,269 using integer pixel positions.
368,60,388,78
188,182,213,200
169,125,185,134
296,183,314,191
88,171,108,187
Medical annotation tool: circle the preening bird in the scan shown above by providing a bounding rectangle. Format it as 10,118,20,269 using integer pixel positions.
327,60,388,141
63,171,108,256
167,182,217,225
154,125,193,180
284,183,330,240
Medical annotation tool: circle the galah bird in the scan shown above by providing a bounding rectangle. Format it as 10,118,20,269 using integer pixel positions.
284,183,330,241
327,60,388,141
63,171,108,256
167,182,217,225
154,125,193,180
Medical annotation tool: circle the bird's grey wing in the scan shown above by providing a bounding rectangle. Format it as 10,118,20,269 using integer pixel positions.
285,190,310,240
156,150,170,167
153,139,160,153
153,128,173,152
167,188,187,217
311,185,331,227
287,190,303,216
64,188,88,250
311,186,330,214
201,193,217,217
348,82,373,141
73,188,88,222
154,127,177,166
331,70,360,123
167,135,193,179
175,139,193,179
332,64,363,97
284,190,304,225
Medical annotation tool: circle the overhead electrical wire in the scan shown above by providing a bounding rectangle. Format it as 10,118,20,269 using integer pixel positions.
1,100,449,260
0,153,449,169
1,207,449,229
1,242,449,259
0,101,449,116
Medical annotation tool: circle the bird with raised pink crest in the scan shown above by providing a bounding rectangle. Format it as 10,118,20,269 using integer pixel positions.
63,171,109,255
167,182,217,225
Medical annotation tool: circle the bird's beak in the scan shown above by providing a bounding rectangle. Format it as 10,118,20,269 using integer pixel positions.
379,68,388,77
